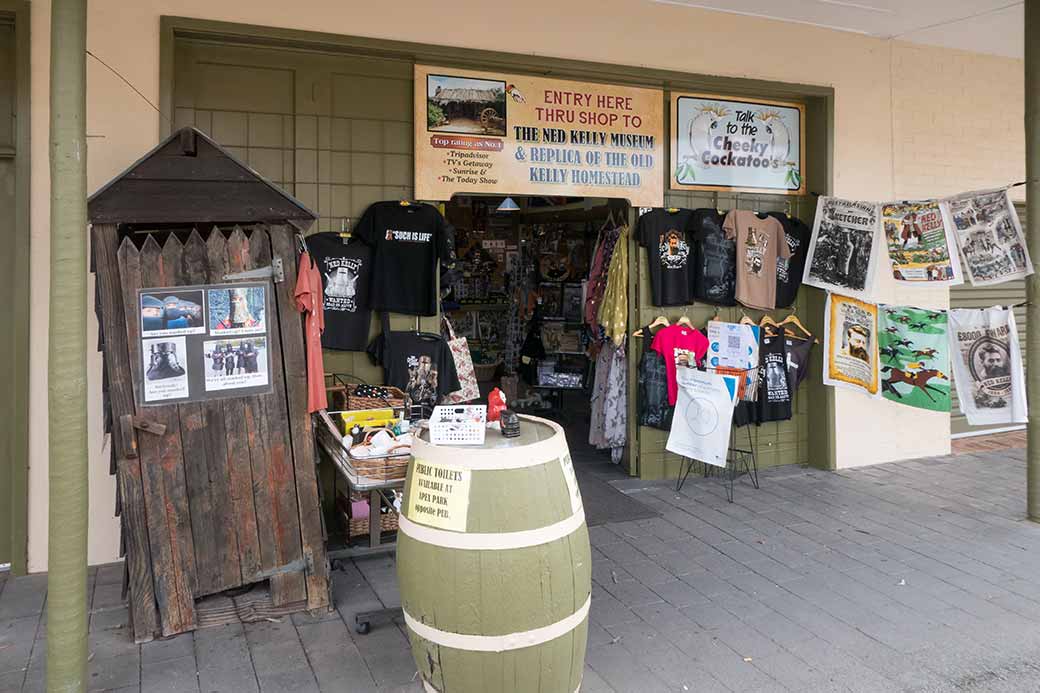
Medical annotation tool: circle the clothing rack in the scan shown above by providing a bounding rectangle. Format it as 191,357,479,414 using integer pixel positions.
670,364,761,502
674,421,759,502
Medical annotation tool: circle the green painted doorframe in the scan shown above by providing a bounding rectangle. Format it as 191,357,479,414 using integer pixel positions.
0,0,31,576
157,15,837,473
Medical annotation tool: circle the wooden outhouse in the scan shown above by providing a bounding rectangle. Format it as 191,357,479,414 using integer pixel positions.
89,127,329,643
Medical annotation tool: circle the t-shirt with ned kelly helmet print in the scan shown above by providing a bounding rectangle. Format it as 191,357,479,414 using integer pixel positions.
305,232,373,351
635,208,696,307
723,210,790,311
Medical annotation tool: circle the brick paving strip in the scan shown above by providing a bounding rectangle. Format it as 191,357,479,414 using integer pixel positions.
5,447,1040,691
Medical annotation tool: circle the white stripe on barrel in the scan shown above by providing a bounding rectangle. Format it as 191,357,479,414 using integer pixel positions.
398,508,586,550
404,595,591,653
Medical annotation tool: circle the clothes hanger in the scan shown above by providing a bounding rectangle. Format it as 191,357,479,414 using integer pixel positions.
779,312,819,344
739,311,756,326
759,313,781,334
635,314,672,338
676,306,694,329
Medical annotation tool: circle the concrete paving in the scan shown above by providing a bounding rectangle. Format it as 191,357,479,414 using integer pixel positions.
5,447,1040,692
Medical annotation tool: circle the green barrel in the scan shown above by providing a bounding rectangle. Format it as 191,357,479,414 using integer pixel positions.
397,415,591,693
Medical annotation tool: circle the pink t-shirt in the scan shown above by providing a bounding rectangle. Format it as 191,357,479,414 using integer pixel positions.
294,252,328,414
651,324,709,405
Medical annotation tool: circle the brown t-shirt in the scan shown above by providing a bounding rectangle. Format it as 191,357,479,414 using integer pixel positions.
723,210,790,310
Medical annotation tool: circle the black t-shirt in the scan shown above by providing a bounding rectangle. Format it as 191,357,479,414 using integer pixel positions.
355,202,454,316
367,332,461,412
770,214,810,309
758,332,792,422
637,324,672,431
690,209,737,306
306,233,373,351
636,208,696,307
785,337,814,395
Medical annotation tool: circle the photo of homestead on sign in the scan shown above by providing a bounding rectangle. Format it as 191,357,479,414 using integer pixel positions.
670,92,805,195
415,64,664,207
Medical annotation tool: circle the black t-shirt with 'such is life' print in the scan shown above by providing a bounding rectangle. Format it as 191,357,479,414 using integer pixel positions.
355,201,455,316
635,208,696,307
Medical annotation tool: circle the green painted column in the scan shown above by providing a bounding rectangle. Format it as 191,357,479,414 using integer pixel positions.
1028,0,1040,522
46,0,89,690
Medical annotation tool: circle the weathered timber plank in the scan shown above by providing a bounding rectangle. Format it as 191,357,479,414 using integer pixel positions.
95,224,159,642
240,227,306,606
136,233,198,635
178,229,241,596
207,229,263,582
268,224,330,610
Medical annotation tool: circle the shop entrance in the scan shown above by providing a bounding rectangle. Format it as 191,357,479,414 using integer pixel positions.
443,195,631,471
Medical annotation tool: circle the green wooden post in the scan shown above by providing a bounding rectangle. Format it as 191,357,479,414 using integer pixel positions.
1028,0,1040,522
46,0,89,690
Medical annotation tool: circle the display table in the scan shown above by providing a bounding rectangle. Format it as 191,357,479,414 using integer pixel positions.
314,411,404,634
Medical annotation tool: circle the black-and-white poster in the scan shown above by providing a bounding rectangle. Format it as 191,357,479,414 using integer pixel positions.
941,188,1034,286
948,307,1027,426
803,197,881,298
137,282,273,405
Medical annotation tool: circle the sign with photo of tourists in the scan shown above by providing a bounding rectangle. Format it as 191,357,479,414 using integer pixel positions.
414,64,664,207
670,92,805,194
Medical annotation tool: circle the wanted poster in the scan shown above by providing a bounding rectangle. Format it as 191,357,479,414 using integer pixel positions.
878,305,951,412
824,293,880,397
142,336,189,403
941,188,1033,286
948,307,1027,426
882,200,962,285
803,197,881,298
667,367,734,468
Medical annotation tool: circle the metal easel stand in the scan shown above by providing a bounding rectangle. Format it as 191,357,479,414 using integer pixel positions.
674,419,759,502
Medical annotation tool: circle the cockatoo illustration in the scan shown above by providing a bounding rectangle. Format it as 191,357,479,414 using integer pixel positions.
687,104,728,167
505,84,526,104
757,109,791,164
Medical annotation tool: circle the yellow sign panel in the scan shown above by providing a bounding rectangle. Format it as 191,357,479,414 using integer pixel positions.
415,65,664,207
407,459,471,532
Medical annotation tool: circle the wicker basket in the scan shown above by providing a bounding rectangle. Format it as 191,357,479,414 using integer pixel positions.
473,360,502,381
347,384,406,411
346,429,410,480
336,495,399,541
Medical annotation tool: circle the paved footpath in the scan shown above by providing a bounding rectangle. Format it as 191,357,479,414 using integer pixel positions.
5,448,1040,692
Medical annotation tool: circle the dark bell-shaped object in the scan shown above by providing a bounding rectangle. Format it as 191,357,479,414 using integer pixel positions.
500,409,521,438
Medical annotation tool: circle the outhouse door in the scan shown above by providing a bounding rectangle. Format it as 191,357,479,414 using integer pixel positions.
93,222,328,641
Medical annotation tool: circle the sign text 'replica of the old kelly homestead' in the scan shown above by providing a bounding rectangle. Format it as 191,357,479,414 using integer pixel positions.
670,92,805,195
415,65,664,207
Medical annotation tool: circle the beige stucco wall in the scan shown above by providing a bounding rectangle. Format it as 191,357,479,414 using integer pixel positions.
25,0,1026,570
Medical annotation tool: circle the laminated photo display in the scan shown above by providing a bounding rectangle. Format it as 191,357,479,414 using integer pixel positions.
878,305,951,412
824,293,880,397
881,200,962,285
667,367,734,468
948,307,1027,426
941,188,1033,286
803,197,881,298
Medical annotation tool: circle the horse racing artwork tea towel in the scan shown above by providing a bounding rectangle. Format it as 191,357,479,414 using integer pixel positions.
948,307,1027,426
878,306,951,411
